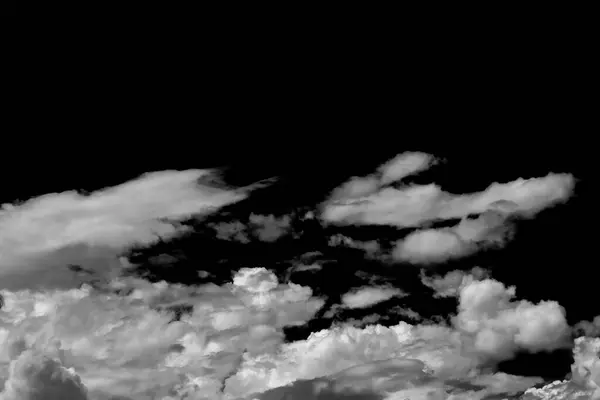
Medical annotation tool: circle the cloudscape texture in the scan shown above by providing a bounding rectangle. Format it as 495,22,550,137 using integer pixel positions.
0,151,596,399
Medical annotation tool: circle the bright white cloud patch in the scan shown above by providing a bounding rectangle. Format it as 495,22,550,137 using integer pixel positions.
0,170,259,290
341,286,405,309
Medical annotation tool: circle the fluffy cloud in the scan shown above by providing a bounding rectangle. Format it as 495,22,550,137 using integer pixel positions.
571,337,600,396
574,315,600,337
522,337,600,399
340,286,406,309
393,210,514,264
421,267,490,298
222,274,572,398
0,170,261,290
455,278,570,359
0,269,575,399
0,350,88,400
227,319,549,399
0,268,324,399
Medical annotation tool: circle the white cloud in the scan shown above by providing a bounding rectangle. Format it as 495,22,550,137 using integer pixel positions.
323,153,574,228
0,268,324,399
223,322,476,397
248,214,292,242
394,227,470,263
0,350,88,400
378,151,436,185
455,278,570,359
223,274,573,398
327,152,435,202
575,315,600,337
523,337,600,399
229,319,551,400
571,337,600,396
420,267,489,298
0,272,567,399
232,268,279,294
341,286,406,309
0,170,259,290
393,209,515,264
323,153,574,264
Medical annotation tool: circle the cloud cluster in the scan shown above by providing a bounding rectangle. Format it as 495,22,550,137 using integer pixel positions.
455,278,570,359
328,152,435,202
227,317,551,399
0,170,260,291
0,152,584,399
0,350,88,400
522,337,600,399
323,151,575,263
212,213,293,243
0,268,324,399
575,315,600,337
223,272,572,398
393,209,515,264
248,214,292,242
421,267,490,298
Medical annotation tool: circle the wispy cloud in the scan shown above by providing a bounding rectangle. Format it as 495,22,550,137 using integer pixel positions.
323,152,575,264
0,170,261,290
340,286,406,309
327,152,435,202
324,165,574,228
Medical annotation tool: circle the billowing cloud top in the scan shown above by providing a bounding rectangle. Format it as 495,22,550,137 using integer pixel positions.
0,268,325,398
